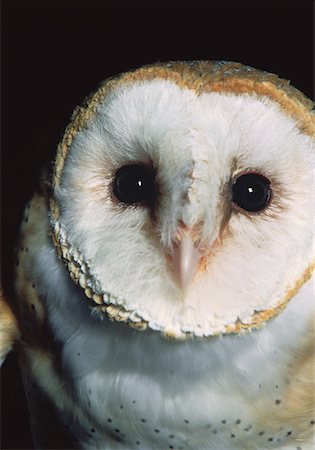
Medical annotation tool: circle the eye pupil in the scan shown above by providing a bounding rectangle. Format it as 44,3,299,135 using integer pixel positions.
113,164,155,205
232,173,271,212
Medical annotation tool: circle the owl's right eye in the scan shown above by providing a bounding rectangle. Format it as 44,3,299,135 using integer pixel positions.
113,164,156,205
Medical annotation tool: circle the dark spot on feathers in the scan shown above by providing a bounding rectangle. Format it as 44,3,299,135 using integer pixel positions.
132,400,136,404
275,384,279,389
222,420,226,424
136,442,140,446
286,431,292,436
275,399,281,405
91,428,95,433
169,446,174,449
107,418,112,423
235,419,241,424
115,429,120,433
258,431,265,436
120,405,123,409
213,429,217,434
154,429,160,433
268,437,274,442
77,353,81,356
141,418,146,423
31,304,36,312
16,260,19,266
184,419,189,424
169,434,174,439
310,420,315,425
231,434,236,438
244,425,252,432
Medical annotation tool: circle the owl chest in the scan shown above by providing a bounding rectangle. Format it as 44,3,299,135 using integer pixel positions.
21,336,307,450
69,373,264,450
25,363,307,450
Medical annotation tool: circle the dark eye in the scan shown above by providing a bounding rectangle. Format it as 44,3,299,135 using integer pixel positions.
232,172,272,212
113,164,156,205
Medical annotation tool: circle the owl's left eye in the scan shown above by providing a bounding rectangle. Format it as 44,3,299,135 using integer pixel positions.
113,164,156,205
232,172,272,212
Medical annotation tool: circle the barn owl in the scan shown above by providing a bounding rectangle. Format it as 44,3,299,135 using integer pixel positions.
1,60,314,450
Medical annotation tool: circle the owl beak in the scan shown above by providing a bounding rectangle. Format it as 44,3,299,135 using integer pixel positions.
172,230,204,294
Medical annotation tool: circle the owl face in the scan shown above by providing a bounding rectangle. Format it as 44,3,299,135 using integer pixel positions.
50,62,314,339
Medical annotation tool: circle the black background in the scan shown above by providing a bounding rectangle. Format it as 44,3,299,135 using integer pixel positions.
1,1,314,449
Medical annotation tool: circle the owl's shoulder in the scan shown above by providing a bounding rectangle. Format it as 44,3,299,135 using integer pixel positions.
14,180,52,346
1,177,51,364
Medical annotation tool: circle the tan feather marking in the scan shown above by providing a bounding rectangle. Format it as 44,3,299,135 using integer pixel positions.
0,289,20,362
208,78,315,136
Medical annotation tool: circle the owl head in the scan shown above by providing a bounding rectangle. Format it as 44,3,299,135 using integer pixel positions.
50,61,314,339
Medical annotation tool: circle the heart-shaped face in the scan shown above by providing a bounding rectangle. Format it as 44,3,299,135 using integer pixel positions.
50,61,315,339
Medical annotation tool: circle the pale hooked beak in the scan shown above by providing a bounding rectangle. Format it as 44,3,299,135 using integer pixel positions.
172,229,204,294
